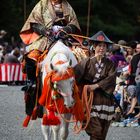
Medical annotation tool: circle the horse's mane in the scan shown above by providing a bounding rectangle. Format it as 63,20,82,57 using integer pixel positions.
41,40,78,74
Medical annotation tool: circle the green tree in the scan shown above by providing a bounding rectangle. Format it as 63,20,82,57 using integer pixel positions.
0,0,140,42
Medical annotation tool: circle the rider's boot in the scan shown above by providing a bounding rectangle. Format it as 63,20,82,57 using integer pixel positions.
21,49,42,92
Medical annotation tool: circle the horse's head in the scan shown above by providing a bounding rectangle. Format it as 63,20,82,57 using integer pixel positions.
41,41,78,108
50,53,75,108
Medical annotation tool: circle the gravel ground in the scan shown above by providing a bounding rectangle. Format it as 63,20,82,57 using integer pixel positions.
0,85,140,140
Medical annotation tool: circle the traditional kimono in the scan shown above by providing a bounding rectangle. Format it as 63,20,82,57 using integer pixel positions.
74,56,116,140
20,0,80,52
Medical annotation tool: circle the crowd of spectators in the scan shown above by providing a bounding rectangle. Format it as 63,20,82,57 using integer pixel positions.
0,29,26,85
0,29,25,64
109,40,140,127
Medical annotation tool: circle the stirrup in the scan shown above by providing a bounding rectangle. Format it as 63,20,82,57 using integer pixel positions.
21,85,29,92
21,81,36,92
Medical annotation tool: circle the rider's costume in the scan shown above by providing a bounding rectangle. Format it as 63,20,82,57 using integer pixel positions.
20,0,80,52
20,0,80,84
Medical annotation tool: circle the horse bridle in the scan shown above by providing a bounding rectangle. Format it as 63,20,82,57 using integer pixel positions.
50,72,74,100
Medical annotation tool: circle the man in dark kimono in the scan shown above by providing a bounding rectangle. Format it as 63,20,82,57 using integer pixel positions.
74,31,116,140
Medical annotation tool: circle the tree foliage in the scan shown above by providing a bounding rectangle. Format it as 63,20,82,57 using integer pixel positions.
0,0,140,42
70,0,140,41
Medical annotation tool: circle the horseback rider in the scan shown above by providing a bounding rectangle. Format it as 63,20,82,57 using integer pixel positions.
20,0,81,86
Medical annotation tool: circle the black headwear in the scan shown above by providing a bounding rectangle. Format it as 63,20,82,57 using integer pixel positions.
127,41,139,49
90,31,113,45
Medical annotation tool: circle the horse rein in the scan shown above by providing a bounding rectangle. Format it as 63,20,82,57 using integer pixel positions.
74,85,93,133
53,85,94,133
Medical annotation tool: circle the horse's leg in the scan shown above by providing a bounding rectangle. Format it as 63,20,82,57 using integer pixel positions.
51,125,60,140
60,113,71,140
41,123,51,140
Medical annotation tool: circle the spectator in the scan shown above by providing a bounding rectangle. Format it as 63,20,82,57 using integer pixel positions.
133,44,140,119
109,44,128,75
125,41,138,63
18,48,25,62
126,43,140,117
0,45,4,63
3,48,20,64
0,30,7,46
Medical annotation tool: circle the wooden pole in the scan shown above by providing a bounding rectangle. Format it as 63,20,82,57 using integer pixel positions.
24,0,26,21
114,44,131,49
86,0,91,36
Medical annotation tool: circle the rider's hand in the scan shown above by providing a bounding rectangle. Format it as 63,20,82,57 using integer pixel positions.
31,23,50,37
42,29,53,37
55,30,67,40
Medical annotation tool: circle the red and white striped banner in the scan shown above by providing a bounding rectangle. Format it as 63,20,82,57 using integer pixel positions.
0,63,26,82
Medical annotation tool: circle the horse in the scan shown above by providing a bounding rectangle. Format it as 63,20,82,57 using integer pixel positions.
39,40,85,140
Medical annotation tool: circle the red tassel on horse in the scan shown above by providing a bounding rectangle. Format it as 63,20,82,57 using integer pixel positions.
46,110,61,125
23,115,31,127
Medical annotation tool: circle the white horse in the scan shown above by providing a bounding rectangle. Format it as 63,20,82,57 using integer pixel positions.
40,40,79,140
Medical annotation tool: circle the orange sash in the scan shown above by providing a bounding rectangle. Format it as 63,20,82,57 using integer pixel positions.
20,31,39,45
